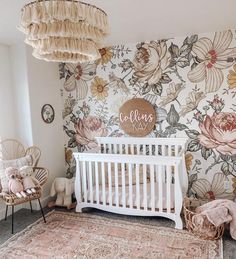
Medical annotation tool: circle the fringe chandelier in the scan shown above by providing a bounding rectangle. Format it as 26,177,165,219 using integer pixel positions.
18,0,109,63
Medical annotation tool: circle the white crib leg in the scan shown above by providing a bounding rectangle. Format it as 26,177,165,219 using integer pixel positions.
175,215,183,229
76,204,83,213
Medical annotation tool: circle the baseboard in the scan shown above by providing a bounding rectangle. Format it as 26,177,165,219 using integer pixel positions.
22,195,53,211
0,204,23,221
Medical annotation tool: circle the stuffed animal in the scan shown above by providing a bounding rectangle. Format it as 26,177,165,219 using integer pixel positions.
5,167,27,198
49,177,75,209
19,166,39,194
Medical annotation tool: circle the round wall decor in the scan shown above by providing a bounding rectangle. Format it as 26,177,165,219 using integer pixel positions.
41,104,55,124
119,98,156,137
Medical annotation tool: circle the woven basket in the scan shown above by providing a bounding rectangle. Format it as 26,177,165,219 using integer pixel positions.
183,197,224,240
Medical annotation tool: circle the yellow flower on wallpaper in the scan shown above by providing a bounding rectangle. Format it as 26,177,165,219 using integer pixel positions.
185,153,193,172
65,148,73,164
96,47,113,65
227,64,236,89
232,178,236,194
91,76,108,100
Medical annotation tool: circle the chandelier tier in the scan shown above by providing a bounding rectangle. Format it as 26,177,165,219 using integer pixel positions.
18,0,109,63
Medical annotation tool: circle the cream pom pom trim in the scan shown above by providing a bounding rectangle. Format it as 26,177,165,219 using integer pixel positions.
20,20,107,43
25,37,101,58
32,49,94,63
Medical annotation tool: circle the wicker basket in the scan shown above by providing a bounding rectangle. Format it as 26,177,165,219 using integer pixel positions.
183,197,224,240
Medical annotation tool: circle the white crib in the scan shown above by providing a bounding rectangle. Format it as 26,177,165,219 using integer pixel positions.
74,137,188,229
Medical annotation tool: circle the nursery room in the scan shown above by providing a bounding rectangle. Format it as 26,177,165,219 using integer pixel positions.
0,0,236,258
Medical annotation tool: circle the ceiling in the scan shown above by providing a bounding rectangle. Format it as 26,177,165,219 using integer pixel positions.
0,0,236,46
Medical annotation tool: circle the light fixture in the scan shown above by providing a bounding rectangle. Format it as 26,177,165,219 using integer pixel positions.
18,0,109,63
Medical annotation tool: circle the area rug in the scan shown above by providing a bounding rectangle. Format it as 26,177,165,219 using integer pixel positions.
0,211,222,259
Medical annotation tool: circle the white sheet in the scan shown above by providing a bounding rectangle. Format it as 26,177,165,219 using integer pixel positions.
87,182,175,209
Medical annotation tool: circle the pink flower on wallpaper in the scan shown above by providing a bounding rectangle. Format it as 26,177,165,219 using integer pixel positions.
75,116,108,149
198,112,236,155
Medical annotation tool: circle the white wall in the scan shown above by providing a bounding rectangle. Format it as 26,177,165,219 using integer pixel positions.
0,44,16,139
25,46,65,204
10,43,33,146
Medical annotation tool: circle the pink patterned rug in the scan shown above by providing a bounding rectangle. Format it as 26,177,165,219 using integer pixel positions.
0,211,222,259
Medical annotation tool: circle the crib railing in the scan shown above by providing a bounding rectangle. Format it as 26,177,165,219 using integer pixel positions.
96,137,187,157
74,152,184,227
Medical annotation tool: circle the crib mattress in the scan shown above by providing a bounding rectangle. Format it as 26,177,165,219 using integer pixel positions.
87,182,175,209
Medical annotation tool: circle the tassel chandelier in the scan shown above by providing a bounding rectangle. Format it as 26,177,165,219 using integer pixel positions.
18,0,109,63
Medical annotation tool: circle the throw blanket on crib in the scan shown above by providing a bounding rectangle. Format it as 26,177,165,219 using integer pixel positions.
192,199,236,240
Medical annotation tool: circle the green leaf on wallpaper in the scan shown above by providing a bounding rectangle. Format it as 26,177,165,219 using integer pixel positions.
187,139,201,152
183,35,198,46
220,154,231,161
160,73,172,84
189,173,198,183
68,137,77,148
152,83,163,96
179,44,191,56
177,57,190,68
174,123,188,131
221,162,233,175
164,126,177,136
201,147,212,160
231,154,236,163
63,126,75,138
168,43,180,58
185,130,200,139
191,62,198,70
142,83,151,95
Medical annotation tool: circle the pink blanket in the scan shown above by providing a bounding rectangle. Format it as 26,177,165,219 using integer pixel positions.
192,199,236,240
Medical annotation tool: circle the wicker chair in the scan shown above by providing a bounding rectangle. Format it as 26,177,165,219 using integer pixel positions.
0,167,49,234
0,139,41,167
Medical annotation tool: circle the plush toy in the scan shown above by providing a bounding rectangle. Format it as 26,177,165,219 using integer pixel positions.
19,166,39,194
49,177,75,209
5,167,27,198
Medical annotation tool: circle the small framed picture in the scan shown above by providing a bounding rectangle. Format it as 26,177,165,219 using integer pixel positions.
41,104,55,124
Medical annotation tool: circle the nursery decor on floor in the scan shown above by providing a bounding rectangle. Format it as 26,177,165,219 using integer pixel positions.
0,211,223,259
18,0,109,63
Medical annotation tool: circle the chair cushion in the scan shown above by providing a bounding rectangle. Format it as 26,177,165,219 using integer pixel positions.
0,155,33,192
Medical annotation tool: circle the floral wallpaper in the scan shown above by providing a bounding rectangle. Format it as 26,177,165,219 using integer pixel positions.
59,29,236,199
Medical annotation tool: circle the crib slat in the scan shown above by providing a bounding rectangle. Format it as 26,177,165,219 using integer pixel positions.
136,164,140,209
95,161,99,204
125,144,128,154
88,161,93,203
143,163,147,210
108,144,112,153
136,145,140,155
121,163,126,207
128,163,133,208
150,164,155,211
115,162,119,207
119,144,122,154
76,161,82,203
158,165,163,212
166,165,171,213
114,144,117,154
131,144,134,155
161,145,165,156
143,144,146,155
149,144,152,155
82,161,87,203
108,162,112,206
101,162,106,205
175,145,178,157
